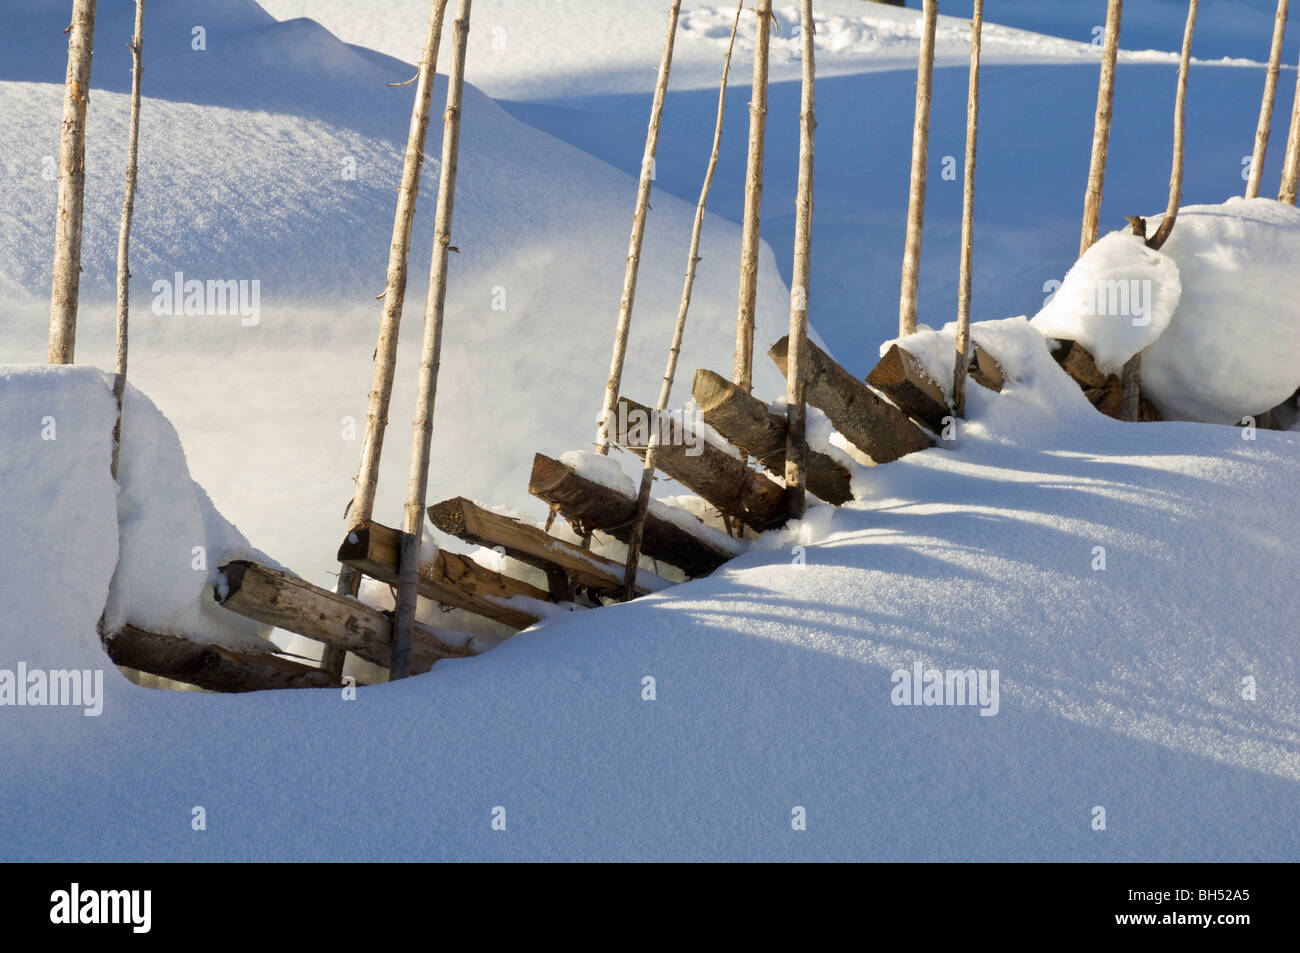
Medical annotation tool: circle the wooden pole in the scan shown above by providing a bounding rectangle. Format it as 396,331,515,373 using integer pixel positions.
1281,45,1300,203
111,0,144,481
952,1,983,420
47,0,98,365
1146,0,1198,252
784,0,817,519
595,0,682,454
328,0,448,676
733,0,772,393
392,0,471,680
898,0,938,337
621,0,741,601
1080,0,1123,256
1246,0,1289,198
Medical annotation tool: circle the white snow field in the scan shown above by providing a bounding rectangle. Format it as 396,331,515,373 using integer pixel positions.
1,0,1299,860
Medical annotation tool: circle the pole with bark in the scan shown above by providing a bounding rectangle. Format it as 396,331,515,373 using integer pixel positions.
1281,46,1300,203
392,0,471,680
952,0,984,419
328,0,448,676
1080,0,1123,256
898,0,938,337
595,1,682,453
784,0,817,519
48,0,98,365
622,1,744,601
111,0,145,482
1246,0,1289,199
733,0,773,393
1123,0,1197,421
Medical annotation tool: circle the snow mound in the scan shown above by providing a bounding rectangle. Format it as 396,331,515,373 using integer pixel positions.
1141,199,1300,423
0,365,277,655
1030,232,1182,375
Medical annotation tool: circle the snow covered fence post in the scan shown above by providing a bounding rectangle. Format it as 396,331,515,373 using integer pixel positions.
622,0,743,601
952,0,984,420
393,0,471,680
898,0,938,338
112,0,145,482
785,0,817,519
595,0,682,454
1246,0,1289,199
733,0,772,393
1080,0,1123,256
1281,43,1300,203
47,0,98,365
330,0,448,677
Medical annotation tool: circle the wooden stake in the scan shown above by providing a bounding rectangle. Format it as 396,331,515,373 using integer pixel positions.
1280,43,1300,203
393,0,471,680
733,0,772,392
785,0,817,519
328,0,449,676
47,0,98,365
622,0,741,601
1246,0,1289,198
111,0,145,481
595,0,682,453
1080,0,1123,256
1146,0,1198,252
898,0,938,337
952,0,983,419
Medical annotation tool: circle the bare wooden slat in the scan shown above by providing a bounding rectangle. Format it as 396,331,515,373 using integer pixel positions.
691,368,852,505
615,396,788,531
768,336,933,463
867,343,950,432
103,623,340,693
428,496,667,597
215,561,476,672
338,523,546,630
970,343,1005,393
529,453,735,578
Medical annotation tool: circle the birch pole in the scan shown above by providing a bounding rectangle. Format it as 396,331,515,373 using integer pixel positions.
898,0,938,337
621,1,744,601
328,0,448,676
733,0,773,393
111,0,145,482
952,0,983,420
1080,0,1123,256
392,0,471,680
595,1,682,453
784,0,817,519
48,0,98,365
1280,47,1300,203
1246,0,1289,199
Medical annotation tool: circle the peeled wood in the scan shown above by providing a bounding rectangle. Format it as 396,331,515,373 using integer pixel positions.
596,0,682,451
339,522,545,631
970,343,1005,393
1146,0,1198,252
769,336,933,463
952,0,984,418
615,396,788,532
104,624,340,693
395,0,472,679
1080,0,1124,255
692,368,852,505
734,0,773,392
867,343,950,432
1280,42,1300,202
529,453,734,578
47,0,98,365
216,560,476,673
429,496,666,598
1246,0,1290,198
898,0,939,337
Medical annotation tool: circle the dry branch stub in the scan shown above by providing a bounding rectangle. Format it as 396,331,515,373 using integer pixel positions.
615,395,789,532
692,368,853,505
529,453,735,578
769,336,934,463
